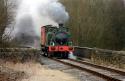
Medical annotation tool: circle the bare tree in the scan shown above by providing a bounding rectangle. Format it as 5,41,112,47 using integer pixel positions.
61,0,125,50
0,0,14,47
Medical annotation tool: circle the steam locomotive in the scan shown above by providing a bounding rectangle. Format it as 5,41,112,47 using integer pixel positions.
41,24,74,58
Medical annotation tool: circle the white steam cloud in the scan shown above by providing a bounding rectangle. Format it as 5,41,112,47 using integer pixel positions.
8,0,69,48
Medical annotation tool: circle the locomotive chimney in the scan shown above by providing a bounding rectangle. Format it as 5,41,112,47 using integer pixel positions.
59,23,64,27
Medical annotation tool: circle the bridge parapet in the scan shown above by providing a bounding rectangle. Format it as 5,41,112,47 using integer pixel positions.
74,46,125,69
0,48,41,63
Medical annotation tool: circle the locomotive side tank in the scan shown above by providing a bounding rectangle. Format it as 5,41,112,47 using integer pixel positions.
41,24,74,58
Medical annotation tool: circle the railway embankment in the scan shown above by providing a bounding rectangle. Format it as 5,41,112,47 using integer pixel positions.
74,47,125,69
0,48,78,81
0,48,40,81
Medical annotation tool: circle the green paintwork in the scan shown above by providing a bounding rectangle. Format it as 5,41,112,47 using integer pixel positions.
44,25,72,46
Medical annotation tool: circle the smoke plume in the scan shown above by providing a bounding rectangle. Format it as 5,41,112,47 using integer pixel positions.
8,0,69,48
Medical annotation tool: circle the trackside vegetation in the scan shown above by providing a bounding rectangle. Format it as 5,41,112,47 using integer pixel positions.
61,0,125,50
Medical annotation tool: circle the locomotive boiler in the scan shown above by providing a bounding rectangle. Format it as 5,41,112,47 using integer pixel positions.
41,24,74,58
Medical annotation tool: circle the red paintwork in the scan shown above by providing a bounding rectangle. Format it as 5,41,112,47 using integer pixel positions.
41,27,46,45
49,46,58,52
48,46,74,52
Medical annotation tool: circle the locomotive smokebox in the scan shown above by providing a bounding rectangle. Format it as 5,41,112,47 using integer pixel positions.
59,23,64,27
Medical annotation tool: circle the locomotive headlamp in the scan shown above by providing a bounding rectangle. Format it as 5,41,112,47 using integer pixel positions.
50,42,55,46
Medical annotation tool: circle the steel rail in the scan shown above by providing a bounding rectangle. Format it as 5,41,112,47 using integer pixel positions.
50,58,122,81
69,59,125,76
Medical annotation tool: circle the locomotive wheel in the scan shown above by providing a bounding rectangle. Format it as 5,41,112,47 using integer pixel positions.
43,52,48,57
63,52,69,59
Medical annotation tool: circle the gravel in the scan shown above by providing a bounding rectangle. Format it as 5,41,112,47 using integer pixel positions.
40,56,106,81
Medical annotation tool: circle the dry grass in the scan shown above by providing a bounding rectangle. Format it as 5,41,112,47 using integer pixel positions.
0,65,25,81
1,61,79,81
91,50,125,70
0,48,78,81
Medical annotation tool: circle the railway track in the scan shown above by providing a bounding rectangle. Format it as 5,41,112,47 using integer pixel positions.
50,58,125,81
